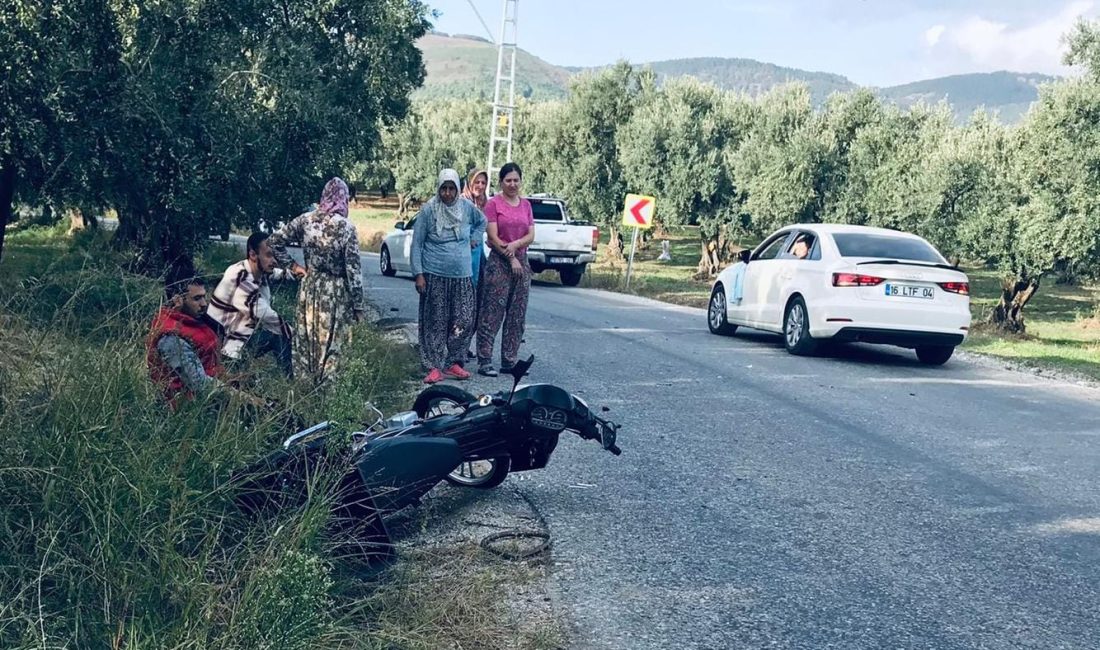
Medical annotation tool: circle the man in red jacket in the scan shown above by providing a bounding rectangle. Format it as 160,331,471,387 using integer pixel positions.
147,276,261,408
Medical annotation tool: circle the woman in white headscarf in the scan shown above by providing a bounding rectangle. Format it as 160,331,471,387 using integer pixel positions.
410,169,487,384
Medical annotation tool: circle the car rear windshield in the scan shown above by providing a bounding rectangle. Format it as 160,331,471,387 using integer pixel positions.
531,201,565,222
832,233,945,263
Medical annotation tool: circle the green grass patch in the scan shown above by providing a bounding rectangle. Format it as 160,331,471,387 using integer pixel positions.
0,235,556,648
349,206,401,253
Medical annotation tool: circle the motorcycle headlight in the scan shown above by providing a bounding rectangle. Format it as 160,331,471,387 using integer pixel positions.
530,406,568,431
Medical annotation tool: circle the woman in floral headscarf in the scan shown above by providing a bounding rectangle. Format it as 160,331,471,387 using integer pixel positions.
270,177,365,384
462,168,489,292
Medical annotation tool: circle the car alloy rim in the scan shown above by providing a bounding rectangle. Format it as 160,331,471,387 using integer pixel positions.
709,291,724,329
787,304,804,347
381,249,389,271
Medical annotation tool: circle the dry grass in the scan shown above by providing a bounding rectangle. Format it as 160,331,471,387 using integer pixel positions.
354,545,565,650
0,232,562,649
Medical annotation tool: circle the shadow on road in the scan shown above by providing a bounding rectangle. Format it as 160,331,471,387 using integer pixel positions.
728,329,932,369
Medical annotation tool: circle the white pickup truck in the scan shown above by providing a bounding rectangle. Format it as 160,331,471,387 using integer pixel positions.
379,194,599,287
527,195,599,286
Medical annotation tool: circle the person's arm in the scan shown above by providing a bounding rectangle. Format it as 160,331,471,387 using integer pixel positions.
504,201,536,253
410,207,431,294
157,335,266,406
268,214,308,277
469,202,487,250
484,200,511,257
254,291,288,336
208,265,241,322
344,222,366,316
157,335,218,396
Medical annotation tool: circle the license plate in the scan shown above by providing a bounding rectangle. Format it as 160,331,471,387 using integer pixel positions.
549,256,572,264
884,283,934,299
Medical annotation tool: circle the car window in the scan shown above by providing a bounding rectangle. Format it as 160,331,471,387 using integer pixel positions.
754,233,792,261
403,216,416,231
783,232,820,261
530,201,565,222
832,233,944,263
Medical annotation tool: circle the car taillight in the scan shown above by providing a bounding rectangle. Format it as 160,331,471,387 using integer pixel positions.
591,228,600,252
938,282,969,295
832,273,884,287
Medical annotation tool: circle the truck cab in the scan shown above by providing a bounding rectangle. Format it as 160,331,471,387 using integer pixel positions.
527,195,599,286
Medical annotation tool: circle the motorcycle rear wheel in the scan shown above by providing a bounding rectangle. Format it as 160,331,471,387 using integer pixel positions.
412,385,511,489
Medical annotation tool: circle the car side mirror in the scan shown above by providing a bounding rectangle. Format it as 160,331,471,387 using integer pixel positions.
394,221,406,230
738,249,751,264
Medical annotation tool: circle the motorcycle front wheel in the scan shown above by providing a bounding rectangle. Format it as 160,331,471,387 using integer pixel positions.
412,385,511,489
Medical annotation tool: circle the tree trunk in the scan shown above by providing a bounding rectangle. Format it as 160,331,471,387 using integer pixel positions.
67,209,85,235
608,228,624,261
694,234,722,279
989,276,1040,334
0,156,15,265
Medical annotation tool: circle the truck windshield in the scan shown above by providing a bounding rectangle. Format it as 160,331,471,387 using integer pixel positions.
531,201,565,222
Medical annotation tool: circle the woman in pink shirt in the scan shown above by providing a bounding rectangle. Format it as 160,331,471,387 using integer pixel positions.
476,162,536,376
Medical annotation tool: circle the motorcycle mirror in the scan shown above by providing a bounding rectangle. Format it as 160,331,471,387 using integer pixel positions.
510,354,534,379
507,355,535,402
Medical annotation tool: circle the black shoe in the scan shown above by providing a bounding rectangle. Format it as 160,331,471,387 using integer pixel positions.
499,364,514,374
466,349,476,360
478,365,498,377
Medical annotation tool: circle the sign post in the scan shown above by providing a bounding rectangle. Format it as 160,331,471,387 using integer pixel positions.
622,194,655,290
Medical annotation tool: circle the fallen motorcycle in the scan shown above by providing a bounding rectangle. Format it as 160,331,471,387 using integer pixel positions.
233,355,621,560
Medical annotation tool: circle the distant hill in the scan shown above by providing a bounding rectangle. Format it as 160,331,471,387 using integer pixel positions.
414,33,569,101
416,33,1054,123
639,57,858,106
875,71,1055,123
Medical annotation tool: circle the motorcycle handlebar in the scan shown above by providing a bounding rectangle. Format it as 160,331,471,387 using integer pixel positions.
588,416,622,456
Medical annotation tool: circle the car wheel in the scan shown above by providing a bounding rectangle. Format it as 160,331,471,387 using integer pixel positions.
783,296,818,355
559,266,585,286
915,345,954,366
708,284,738,336
379,245,396,277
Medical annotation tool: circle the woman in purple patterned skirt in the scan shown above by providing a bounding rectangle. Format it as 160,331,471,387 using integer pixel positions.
476,162,535,377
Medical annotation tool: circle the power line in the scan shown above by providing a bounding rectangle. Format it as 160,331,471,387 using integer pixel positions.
465,0,496,44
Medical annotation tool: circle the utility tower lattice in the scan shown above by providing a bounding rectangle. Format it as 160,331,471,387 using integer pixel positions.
486,0,519,189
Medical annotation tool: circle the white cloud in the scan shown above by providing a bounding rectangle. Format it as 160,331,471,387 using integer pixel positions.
925,24,946,47
925,1,1097,74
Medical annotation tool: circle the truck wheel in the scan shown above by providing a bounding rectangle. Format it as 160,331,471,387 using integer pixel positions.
915,345,954,366
560,265,585,287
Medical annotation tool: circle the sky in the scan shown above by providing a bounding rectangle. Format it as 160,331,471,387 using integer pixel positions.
423,0,1099,86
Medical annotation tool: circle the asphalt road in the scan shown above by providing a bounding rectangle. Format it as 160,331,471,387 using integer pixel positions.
365,257,1100,650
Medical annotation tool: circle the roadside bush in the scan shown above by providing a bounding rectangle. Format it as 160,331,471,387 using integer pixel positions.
0,240,420,648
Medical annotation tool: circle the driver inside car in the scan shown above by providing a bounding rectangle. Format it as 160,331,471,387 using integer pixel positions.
790,234,813,259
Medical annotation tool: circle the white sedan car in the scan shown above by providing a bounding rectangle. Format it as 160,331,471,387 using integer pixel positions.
707,224,971,365
379,216,415,277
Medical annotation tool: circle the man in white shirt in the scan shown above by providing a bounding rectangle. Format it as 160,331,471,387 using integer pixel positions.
207,232,303,377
